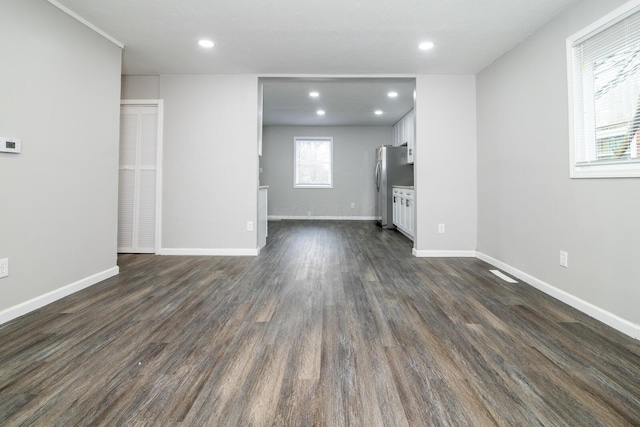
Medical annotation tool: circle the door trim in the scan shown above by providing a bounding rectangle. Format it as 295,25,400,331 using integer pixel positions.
120,99,164,254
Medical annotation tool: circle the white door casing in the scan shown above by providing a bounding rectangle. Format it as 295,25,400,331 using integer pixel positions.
118,100,163,253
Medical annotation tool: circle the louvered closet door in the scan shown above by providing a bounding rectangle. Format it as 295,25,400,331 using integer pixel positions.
118,105,158,253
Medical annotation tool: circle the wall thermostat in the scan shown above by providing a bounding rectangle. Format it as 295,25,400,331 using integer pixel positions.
0,137,21,153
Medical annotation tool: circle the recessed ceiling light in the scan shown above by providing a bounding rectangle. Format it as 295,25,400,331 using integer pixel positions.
309,91,320,98
317,110,325,116
198,39,214,48
419,41,434,50
375,110,383,115
388,92,398,98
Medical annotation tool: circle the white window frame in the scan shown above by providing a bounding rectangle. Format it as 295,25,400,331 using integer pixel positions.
293,137,333,188
567,0,640,178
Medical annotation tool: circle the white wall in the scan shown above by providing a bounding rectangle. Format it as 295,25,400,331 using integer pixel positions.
414,75,478,256
159,75,259,254
477,0,639,335
0,0,122,319
124,74,478,255
121,75,160,99
261,125,392,218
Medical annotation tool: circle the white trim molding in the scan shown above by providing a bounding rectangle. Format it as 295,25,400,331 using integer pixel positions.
476,252,640,340
120,100,164,255
268,215,378,221
412,249,477,258
0,266,119,326
47,1,124,49
159,248,259,256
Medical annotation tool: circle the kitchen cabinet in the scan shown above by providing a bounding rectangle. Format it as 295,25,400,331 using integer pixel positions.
392,120,402,147
392,187,414,240
392,188,401,228
404,109,415,164
392,109,415,164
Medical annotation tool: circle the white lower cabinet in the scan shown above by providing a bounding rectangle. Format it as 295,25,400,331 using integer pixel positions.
392,187,414,240
392,189,400,228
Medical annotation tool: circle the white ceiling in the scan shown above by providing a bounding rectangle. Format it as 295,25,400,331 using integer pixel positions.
51,0,581,125
263,78,415,126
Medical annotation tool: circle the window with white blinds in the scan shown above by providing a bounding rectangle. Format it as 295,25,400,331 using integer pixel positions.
568,1,640,178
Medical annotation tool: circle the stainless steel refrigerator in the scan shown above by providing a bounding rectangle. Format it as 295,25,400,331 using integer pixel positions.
375,145,414,228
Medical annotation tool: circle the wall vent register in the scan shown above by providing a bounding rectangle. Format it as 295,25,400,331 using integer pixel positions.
0,137,21,153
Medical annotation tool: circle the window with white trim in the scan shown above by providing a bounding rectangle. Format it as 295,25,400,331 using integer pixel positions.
294,137,333,188
568,1,640,178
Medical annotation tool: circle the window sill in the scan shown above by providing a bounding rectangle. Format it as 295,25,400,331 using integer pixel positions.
294,185,334,189
571,160,640,178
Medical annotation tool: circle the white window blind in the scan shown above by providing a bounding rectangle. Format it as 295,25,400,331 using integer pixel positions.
569,2,640,177
294,137,333,188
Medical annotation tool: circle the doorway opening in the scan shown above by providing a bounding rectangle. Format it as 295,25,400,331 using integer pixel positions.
258,77,416,243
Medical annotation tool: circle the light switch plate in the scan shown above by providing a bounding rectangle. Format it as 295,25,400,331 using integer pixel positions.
0,258,8,278
560,251,568,268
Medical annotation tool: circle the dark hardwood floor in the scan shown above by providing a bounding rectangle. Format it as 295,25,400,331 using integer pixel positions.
1,220,639,426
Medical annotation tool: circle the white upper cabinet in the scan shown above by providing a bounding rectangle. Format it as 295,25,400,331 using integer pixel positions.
392,109,415,164
392,119,403,147
404,109,415,164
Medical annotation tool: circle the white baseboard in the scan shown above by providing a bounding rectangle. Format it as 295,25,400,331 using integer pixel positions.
412,249,477,258
0,266,119,326
159,248,259,256
476,252,639,340
268,215,377,221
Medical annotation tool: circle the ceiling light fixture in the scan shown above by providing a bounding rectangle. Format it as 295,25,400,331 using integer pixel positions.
375,110,383,115
419,41,434,50
309,91,320,98
198,39,214,48
317,110,325,116
388,92,398,98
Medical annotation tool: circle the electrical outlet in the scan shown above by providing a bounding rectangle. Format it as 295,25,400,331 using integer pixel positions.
560,251,568,268
247,221,254,232
351,202,355,208
438,224,445,234
0,258,8,278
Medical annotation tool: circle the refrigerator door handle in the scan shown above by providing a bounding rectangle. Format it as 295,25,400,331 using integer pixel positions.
375,161,381,191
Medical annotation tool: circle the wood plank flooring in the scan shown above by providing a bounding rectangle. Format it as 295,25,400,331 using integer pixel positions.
0,220,639,426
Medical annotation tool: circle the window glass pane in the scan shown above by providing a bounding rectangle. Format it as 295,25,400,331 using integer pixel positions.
294,138,332,187
593,43,640,160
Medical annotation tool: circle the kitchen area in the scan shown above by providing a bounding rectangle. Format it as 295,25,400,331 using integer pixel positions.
376,108,415,241
259,77,416,248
